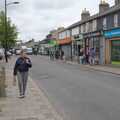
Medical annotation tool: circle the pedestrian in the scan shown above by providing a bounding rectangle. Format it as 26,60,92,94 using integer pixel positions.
49,50,52,60
79,48,84,64
49,50,54,61
55,50,59,60
13,50,32,98
61,50,64,60
89,48,95,65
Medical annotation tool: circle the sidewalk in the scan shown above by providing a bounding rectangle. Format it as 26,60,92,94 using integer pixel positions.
66,61,120,75
39,56,120,75
0,70,63,120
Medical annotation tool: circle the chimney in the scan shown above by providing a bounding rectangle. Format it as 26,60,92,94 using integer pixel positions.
99,0,110,13
115,0,120,5
81,8,90,21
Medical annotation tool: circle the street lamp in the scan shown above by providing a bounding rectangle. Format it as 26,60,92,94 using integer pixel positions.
7,2,20,6
4,0,19,63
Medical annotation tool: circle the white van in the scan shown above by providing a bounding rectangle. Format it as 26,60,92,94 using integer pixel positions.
0,49,4,60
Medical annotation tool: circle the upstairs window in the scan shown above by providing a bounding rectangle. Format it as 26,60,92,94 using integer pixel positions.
58,31,66,39
92,20,97,31
89,22,92,32
81,25,84,33
83,24,86,33
71,27,79,36
86,22,89,33
114,14,118,27
103,17,107,30
66,30,70,37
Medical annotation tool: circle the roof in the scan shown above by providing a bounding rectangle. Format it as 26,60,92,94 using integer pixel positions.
39,38,50,44
67,4,120,29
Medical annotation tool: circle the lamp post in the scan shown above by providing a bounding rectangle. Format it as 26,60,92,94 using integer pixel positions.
4,0,19,63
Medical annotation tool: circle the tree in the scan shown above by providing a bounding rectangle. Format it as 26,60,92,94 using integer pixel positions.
0,11,18,49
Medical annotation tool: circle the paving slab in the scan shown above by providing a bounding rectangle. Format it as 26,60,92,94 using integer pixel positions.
0,70,62,120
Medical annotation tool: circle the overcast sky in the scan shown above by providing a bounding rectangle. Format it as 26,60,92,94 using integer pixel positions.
0,0,114,42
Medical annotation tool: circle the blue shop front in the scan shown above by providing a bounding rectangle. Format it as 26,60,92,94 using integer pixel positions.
104,28,120,64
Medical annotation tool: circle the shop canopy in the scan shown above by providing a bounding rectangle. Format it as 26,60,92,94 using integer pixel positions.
48,40,58,47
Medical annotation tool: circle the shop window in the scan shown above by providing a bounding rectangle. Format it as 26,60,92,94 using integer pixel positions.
112,40,120,61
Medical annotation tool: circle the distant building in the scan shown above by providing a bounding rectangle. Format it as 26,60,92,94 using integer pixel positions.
22,39,38,48
39,27,65,55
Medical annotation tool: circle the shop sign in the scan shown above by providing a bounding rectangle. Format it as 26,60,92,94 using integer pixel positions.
84,31,101,38
104,28,120,38
57,37,72,45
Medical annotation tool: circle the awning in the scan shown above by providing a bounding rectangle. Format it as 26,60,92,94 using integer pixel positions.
57,37,72,45
48,40,58,47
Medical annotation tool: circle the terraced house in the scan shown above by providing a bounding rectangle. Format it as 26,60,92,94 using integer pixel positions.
57,0,120,65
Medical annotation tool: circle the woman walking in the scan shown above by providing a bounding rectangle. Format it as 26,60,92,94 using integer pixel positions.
13,50,32,98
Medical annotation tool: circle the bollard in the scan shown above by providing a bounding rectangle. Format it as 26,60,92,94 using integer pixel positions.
0,67,6,97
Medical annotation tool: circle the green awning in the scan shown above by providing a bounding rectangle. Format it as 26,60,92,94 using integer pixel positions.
48,40,58,46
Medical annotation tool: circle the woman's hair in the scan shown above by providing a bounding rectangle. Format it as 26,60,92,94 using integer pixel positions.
20,49,26,55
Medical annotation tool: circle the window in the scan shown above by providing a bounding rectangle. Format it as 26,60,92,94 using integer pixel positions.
92,20,97,31
58,33,62,39
79,26,81,33
83,24,86,33
86,22,89,32
62,31,66,39
81,25,84,33
103,17,107,30
59,31,66,39
66,30,70,37
81,24,87,33
89,22,92,32
114,14,118,27
72,27,79,36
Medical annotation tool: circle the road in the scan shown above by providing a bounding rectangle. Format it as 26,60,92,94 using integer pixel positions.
30,56,120,120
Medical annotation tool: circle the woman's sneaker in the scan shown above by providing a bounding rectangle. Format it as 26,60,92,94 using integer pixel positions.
18,95,25,99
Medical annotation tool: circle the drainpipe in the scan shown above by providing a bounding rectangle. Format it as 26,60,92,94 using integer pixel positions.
70,31,73,61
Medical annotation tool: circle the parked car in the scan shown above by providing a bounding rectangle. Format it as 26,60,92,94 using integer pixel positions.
0,49,4,60
26,48,33,55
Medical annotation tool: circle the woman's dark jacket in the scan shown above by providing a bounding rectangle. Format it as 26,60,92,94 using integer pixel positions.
13,57,32,76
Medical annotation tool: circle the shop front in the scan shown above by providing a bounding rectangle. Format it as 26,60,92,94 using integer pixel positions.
57,37,72,60
48,39,58,53
104,28,120,65
72,34,84,62
83,31,103,64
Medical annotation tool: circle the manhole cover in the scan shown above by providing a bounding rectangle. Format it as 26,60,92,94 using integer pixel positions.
16,118,39,120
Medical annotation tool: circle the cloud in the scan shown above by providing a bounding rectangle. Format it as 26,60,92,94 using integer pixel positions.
0,0,114,42
33,0,79,10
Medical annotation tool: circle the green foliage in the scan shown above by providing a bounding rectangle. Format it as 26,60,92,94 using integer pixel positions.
0,11,18,49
